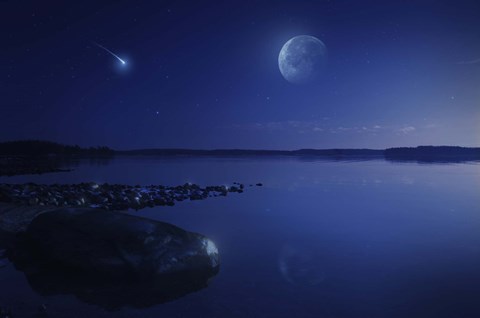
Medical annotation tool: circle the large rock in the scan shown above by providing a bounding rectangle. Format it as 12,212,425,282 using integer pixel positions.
8,208,220,309
19,208,219,278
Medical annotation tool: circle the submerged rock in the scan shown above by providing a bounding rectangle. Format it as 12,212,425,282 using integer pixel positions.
16,208,220,278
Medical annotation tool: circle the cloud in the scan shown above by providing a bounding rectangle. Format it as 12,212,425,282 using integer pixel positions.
233,120,325,132
397,126,416,134
231,121,426,137
232,121,389,135
457,58,480,65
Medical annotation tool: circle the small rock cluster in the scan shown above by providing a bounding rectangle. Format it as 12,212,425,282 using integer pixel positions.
0,182,254,211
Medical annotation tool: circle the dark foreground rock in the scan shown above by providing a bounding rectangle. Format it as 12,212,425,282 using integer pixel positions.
16,208,219,277
10,208,220,310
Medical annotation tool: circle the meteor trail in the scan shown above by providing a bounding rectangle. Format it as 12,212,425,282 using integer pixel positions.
93,42,126,65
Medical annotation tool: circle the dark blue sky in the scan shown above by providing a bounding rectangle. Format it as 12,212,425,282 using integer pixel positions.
1,0,479,149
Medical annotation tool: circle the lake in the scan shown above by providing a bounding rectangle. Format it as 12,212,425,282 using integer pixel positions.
1,156,480,317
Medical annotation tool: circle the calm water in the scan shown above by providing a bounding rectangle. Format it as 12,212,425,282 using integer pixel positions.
1,157,480,317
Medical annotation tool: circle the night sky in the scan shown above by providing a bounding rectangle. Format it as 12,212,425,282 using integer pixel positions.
1,0,479,150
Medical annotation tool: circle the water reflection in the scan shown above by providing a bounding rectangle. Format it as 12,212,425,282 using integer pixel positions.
10,245,219,311
278,244,325,286
0,157,479,317
385,157,480,164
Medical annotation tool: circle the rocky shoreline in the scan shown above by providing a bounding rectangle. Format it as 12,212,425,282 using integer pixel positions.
0,182,261,211
0,181,262,313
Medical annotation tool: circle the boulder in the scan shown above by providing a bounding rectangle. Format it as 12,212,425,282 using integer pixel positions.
19,208,219,279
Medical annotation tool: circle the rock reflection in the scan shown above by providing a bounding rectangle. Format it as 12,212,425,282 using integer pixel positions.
12,254,218,310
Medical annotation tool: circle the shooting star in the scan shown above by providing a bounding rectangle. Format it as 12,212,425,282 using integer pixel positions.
93,42,126,65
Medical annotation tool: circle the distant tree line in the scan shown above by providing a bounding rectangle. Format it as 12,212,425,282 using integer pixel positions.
118,148,384,156
0,140,114,156
0,141,478,160
385,146,480,161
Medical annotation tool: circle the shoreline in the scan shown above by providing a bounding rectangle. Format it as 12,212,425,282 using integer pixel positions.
0,182,251,210
0,182,260,234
